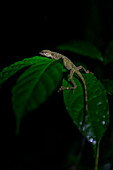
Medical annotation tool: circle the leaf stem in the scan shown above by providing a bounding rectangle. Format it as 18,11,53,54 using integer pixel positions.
94,140,100,170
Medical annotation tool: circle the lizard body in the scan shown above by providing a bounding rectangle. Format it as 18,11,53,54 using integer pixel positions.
40,50,90,130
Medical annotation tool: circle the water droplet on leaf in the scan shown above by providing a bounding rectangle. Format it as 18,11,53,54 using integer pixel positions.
102,121,105,125
97,102,102,105
79,122,82,126
89,138,93,142
89,137,96,145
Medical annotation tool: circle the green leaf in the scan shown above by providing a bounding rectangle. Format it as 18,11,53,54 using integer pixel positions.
57,41,103,61
12,58,63,134
0,56,50,86
63,73,109,154
102,79,113,95
104,41,113,65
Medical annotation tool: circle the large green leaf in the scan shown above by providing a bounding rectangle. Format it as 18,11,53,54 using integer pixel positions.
57,41,103,61
12,59,63,134
104,41,113,65
63,73,109,154
0,56,50,86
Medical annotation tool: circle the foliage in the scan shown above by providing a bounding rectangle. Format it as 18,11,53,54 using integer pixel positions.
12,59,63,134
0,40,113,169
102,79,113,95
0,56,50,86
63,73,109,155
104,41,113,65
57,41,103,62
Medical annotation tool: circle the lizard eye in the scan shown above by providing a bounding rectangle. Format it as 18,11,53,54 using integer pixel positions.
40,52,49,56
44,53,48,55
45,53,51,56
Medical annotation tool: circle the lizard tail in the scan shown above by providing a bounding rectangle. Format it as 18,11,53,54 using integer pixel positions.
77,73,88,113
84,82,88,112
78,74,88,135
83,80,88,136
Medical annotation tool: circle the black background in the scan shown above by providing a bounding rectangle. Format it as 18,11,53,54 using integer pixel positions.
0,0,113,169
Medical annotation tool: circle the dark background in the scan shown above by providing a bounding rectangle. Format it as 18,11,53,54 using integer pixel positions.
0,0,113,169
1,0,113,65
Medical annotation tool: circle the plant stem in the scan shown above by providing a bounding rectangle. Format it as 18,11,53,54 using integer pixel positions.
94,140,100,170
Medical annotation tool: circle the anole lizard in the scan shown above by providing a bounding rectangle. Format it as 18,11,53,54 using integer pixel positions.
40,50,91,132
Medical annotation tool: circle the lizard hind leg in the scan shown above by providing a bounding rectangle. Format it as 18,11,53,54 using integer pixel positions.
58,69,77,92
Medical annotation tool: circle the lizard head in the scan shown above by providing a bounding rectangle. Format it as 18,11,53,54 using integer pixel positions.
39,50,61,60
40,50,52,58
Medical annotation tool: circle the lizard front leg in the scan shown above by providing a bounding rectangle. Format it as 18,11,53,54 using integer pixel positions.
58,69,77,92
77,66,90,73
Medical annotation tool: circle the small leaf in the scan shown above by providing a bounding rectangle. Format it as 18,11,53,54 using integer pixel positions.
0,56,50,86
12,58,63,134
102,79,113,95
63,73,109,154
57,40,103,61
104,41,113,65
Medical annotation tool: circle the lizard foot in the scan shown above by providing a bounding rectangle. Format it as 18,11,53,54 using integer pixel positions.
77,66,94,74
58,86,76,93
86,70,94,74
